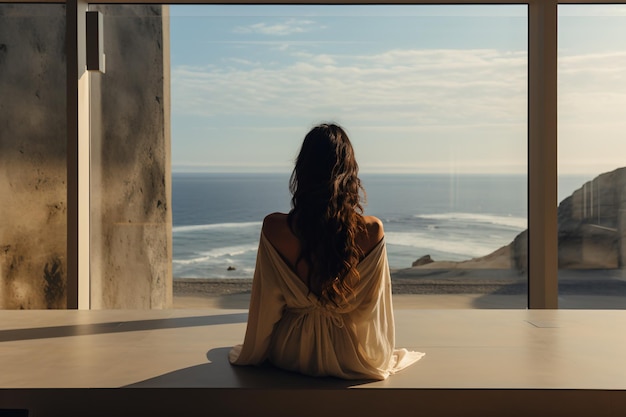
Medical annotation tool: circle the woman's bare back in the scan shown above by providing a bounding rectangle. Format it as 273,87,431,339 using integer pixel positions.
261,212,384,284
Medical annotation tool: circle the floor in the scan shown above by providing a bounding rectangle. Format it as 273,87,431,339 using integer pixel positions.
1,309,625,416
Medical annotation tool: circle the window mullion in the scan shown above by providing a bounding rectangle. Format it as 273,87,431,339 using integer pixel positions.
528,0,558,308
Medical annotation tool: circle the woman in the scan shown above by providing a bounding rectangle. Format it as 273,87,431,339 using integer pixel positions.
229,123,424,380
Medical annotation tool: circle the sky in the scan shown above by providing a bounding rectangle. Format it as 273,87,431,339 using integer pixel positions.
168,5,626,175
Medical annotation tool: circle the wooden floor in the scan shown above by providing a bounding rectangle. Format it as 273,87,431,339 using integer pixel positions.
1,309,626,417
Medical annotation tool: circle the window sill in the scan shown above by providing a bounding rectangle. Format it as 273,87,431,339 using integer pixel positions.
1,309,625,416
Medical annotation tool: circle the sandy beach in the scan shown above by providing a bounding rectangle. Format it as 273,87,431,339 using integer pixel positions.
173,268,626,309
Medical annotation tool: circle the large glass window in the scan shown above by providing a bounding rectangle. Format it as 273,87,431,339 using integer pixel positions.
0,4,67,309
558,5,626,309
169,5,528,309
13,1,624,310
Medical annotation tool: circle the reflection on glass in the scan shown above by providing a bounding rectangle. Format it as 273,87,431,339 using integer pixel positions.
170,5,528,309
558,5,626,309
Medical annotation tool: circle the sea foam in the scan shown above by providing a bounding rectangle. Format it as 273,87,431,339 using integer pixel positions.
415,212,527,230
384,231,504,259
173,221,262,234
173,244,258,265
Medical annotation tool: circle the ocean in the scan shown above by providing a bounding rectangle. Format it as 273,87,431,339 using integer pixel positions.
172,172,588,278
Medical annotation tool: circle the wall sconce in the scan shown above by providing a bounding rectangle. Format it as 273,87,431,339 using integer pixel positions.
86,11,105,73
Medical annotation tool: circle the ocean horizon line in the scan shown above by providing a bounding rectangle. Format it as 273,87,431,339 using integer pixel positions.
171,169,595,178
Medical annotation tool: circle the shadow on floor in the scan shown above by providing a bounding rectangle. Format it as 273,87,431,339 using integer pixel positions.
0,313,248,343
125,347,374,389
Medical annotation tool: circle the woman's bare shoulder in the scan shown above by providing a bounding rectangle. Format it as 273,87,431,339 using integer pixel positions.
262,212,290,237
363,215,384,230
262,212,301,267
263,212,288,226
360,215,385,254
262,212,297,247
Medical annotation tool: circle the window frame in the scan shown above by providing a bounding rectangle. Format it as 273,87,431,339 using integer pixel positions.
7,0,621,308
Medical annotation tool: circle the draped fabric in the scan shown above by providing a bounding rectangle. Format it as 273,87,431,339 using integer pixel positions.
229,233,424,380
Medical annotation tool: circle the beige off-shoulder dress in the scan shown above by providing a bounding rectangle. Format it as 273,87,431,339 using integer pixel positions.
229,233,425,380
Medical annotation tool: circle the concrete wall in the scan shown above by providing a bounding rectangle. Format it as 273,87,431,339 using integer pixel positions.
0,5,67,309
90,5,172,308
0,5,172,309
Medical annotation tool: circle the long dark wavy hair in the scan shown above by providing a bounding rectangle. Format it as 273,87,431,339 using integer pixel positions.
288,123,367,305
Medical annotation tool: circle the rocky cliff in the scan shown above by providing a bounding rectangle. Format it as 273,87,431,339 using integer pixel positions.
417,167,626,271
515,167,626,270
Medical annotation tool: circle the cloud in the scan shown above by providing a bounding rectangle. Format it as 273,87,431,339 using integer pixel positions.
172,48,527,129
172,44,626,174
558,50,626,174
559,5,626,16
171,46,531,173
233,18,316,36
558,51,626,121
